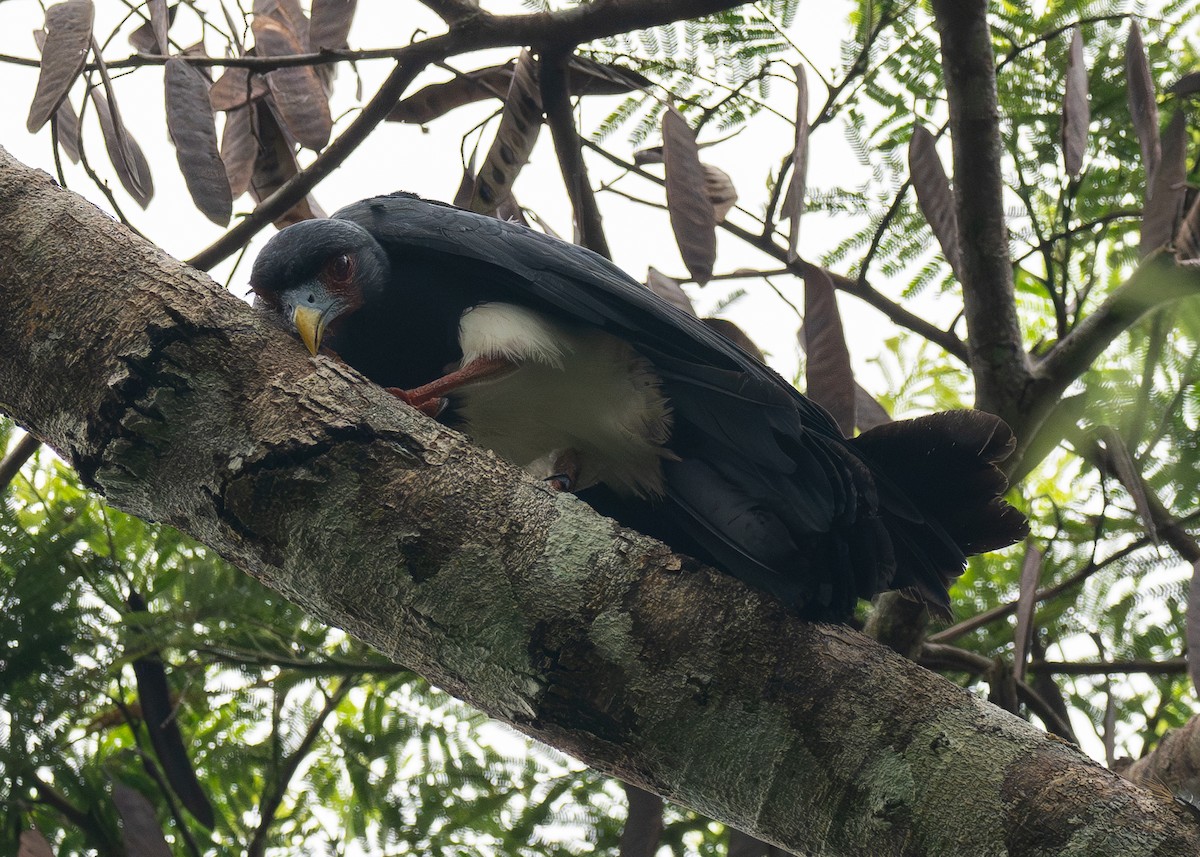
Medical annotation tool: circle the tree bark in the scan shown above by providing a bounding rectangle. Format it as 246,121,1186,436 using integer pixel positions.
931,0,1031,426
1123,716,1200,799
2,147,1199,855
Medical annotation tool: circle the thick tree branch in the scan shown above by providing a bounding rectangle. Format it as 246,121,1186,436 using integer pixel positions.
931,0,1032,422
3,148,1200,854
1123,715,1200,795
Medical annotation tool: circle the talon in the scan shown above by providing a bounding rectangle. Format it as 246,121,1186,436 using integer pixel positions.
385,387,447,418
539,449,581,493
383,357,513,419
416,397,447,418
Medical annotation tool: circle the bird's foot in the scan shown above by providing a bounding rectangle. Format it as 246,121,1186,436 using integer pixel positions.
540,449,581,493
386,357,515,418
385,387,448,418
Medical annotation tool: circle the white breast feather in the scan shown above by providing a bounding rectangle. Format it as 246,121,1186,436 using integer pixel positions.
453,304,674,498
459,303,567,368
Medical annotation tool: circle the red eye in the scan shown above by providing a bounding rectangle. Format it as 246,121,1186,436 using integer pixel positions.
328,253,354,281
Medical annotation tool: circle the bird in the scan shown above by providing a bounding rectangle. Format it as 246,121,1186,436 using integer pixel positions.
250,192,1028,621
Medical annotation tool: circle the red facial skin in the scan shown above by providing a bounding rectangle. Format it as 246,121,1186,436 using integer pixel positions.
250,253,360,312
319,253,364,322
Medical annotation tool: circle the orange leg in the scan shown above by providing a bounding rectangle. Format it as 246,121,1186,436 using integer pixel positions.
386,356,514,416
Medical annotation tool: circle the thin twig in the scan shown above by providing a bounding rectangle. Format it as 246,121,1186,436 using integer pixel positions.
1067,425,1200,563
1029,658,1188,676
0,432,41,492
196,645,412,675
1032,256,1200,432
856,176,912,289
583,140,970,361
1011,209,1141,265
808,1,907,130
1006,137,1064,336
918,643,1077,737
752,2,829,88
996,14,1140,71
188,45,442,271
247,678,355,857
928,536,1153,644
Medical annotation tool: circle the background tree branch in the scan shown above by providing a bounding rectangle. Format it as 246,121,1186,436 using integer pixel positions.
539,48,610,258
1122,715,1200,796
583,140,971,361
931,0,1032,423
1030,255,1200,430
189,0,748,271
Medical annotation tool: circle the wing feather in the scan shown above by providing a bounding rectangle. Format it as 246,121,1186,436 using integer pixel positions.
331,193,1021,619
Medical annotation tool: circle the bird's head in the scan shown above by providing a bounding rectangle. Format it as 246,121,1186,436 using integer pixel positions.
249,218,391,355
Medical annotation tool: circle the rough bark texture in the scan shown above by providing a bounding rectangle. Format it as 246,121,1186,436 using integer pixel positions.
1123,715,1200,801
2,147,1199,855
931,0,1032,426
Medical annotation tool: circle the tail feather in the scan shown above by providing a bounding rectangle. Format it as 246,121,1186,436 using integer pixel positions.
850,410,1029,612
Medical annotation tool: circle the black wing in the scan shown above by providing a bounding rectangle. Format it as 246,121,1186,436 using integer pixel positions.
333,193,1022,619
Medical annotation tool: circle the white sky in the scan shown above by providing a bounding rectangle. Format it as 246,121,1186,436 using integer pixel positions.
0,0,943,394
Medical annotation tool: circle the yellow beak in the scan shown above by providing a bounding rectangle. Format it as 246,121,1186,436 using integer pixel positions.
292,305,324,356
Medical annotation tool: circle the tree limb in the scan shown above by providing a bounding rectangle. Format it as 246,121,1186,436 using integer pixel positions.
918,643,1078,740
27,773,118,853
927,535,1155,644
0,431,40,492
1030,659,1188,676
188,45,441,271
1031,256,1200,437
2,147,1199,855
931,0,1032,421
1122,714,1200,796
